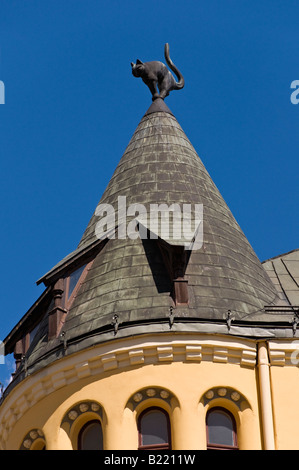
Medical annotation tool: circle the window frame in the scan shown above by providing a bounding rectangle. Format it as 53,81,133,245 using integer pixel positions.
78,419,103,451
137,406,171,451
206,407,238,450
63,260,93,310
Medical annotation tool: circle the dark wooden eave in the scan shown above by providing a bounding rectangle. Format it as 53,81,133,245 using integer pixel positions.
5,240,107,355
4,286,52,355
36,238,107,287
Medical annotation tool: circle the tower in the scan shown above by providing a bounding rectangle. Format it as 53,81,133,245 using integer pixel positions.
1,45,298,451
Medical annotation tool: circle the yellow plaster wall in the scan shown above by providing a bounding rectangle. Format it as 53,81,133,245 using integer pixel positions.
270,365,299,450
1,356,261,450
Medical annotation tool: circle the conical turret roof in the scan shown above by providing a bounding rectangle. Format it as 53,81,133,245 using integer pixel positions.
56,98,287,340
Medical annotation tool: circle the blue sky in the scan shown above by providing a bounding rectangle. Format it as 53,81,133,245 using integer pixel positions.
0,0,298,386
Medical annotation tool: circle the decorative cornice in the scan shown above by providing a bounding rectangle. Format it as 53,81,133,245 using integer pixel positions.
268,339,299,366
0,333,257,447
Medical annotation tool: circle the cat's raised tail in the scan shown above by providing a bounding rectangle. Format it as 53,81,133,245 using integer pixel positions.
164,43,185,90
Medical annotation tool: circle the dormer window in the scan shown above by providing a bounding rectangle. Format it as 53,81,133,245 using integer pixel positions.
64,262,93,309
29,324,39,344
48,261,93,340
66,264,87,301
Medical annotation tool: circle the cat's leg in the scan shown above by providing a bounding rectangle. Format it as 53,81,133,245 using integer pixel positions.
159,89,169,100
147,81,160,101
158,77,170,100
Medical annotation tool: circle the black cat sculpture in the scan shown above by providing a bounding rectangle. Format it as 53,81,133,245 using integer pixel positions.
131,43,184,101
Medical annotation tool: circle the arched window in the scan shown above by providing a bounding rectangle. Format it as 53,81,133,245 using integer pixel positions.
78,420,103,450
138,407,171,450
206,407,238,450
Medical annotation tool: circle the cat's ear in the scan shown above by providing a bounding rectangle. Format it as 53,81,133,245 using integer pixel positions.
131,62,135,67
136,59,143,65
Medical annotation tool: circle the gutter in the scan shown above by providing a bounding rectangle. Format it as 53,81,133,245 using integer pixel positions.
257,341,275,450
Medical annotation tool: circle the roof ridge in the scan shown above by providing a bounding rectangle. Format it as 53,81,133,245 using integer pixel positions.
262,248,299,263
